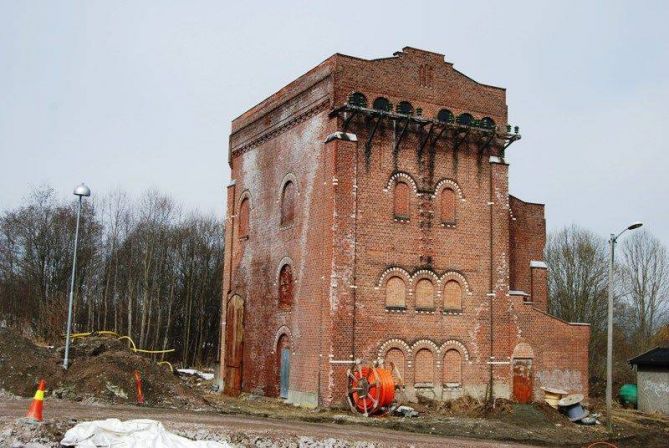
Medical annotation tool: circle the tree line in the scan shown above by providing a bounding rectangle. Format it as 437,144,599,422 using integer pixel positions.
0,186,223,367
546,225,669,395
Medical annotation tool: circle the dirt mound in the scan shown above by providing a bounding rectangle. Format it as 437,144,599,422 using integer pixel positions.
0,327,64,396
0,329,205,408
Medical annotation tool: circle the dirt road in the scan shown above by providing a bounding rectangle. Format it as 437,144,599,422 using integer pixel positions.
0,398,538,447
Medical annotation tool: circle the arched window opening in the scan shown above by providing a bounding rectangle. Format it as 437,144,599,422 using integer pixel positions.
279,264,293,307
280,181,296,225
443,349,463,385
393,181,410,219
437,109,454,123
443,280,463,310
396,101,413,115
239,198,250,238
481,117,495,129
415,279,435,309
348,92,368,108
414,349,434,385
457,113,474,126
440,188,456,224
384,348,406,385
385,276,406,308
372,97,392,112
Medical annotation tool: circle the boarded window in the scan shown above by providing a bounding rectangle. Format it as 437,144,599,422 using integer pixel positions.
385,276,406,308
239,198,250,238
414,349,434,384
281,181,296,225
443,280,463,310
384,348,406,385
440,188,456,224
443,349,462,385
279,264,293,307
393,181,410,218
415,279,434,309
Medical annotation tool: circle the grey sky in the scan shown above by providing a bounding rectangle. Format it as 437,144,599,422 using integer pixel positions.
1,1,668,246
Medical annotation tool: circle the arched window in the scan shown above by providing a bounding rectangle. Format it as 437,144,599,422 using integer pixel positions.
385,276,406,308
396,101,413,115
440,188,456,224
443,349,462,385
279,264,293,307
415,279,435,309
393,181,410,219
348,92,368,108
437,109,454,123
456,113,474,126
443,280,463,310
414,349,434,385
372,97,392,112
280,181,296,225
239,197,250,238
481,117,495,129
384,348,406,385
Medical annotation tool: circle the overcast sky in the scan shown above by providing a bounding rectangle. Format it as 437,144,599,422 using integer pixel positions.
1,1,667,246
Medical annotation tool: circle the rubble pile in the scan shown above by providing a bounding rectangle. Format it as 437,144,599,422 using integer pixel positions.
0,328,204,408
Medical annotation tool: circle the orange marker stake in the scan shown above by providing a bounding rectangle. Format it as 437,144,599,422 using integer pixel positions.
133,370,144,405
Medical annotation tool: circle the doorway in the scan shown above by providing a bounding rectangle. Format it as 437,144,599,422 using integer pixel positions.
277,334,290,399
224,295,244,396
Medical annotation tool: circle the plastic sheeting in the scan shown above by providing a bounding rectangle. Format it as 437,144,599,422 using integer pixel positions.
60,418,230,448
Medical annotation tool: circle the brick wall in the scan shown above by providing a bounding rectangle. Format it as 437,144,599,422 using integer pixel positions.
222,47,590,407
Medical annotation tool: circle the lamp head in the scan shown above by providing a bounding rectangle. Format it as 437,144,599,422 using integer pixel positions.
73,183,91,197
627,222,643,230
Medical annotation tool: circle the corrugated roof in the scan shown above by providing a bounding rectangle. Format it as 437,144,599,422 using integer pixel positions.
629,346,669,368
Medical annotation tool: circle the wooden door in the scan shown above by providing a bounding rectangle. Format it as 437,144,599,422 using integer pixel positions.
280,347,290,399
512,359,533,404
224,295,244,396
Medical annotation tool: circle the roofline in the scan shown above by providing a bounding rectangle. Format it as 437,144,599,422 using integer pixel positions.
509,194,546,207
230,53,336,124
628,345,669,364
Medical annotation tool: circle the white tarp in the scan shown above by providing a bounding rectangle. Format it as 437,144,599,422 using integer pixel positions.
60,419,230,448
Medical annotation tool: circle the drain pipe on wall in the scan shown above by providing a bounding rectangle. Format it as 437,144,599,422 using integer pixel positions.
488,158,495,404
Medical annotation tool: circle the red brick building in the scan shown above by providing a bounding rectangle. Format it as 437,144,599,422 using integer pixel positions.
220,47,590,407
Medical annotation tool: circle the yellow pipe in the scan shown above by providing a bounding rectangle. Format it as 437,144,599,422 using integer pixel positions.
157,361,174,372
133,348,175,354
117,335,137,351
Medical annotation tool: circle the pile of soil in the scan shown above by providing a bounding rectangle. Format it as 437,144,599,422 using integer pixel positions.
0,328,205,408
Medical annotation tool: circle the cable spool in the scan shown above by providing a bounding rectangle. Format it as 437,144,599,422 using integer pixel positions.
346,360,396,416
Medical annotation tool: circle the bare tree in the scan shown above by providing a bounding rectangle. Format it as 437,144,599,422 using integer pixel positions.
620,230,669,348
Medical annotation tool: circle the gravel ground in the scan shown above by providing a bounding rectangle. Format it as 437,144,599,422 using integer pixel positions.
0,398,536,448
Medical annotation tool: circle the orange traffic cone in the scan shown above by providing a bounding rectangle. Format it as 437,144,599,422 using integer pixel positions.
26,379,46,421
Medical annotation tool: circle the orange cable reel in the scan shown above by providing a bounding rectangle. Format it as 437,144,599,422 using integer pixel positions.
346,360,396,416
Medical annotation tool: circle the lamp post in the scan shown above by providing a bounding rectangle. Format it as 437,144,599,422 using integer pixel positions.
606,221,642,431
63,183,91,369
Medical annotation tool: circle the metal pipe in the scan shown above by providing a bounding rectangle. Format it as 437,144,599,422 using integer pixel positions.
63,195,83,369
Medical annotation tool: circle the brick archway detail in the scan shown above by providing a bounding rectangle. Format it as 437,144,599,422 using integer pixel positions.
439,271,472,295
272,326,292,354
275,257,295,285
384,172,418,193
377,338,412,361
432,178,465,200
376,267,411,288
237,190,251,212
410,270,440,290
438,339,470,361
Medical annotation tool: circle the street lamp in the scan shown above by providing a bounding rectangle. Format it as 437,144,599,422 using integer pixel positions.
606,221,643,431
63,183,91,369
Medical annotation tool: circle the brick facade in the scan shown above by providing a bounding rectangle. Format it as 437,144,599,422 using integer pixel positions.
220,47,590,407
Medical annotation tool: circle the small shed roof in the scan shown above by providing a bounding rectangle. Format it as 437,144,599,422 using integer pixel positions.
629,346,669,368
